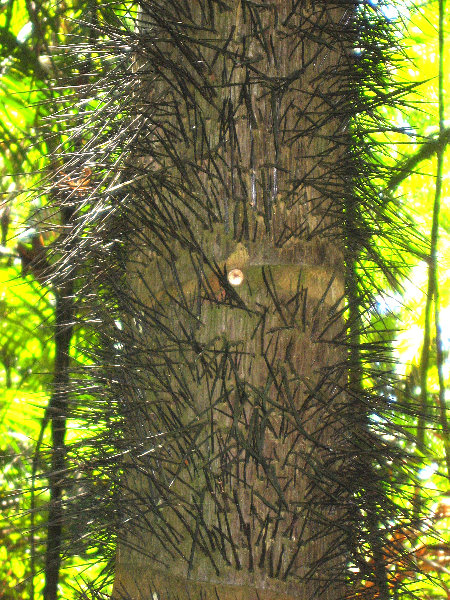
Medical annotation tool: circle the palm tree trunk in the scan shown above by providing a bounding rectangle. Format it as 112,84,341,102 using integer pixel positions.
112,2,356,599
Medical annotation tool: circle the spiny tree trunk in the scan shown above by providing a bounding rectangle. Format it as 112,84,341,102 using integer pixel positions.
111,2,357,599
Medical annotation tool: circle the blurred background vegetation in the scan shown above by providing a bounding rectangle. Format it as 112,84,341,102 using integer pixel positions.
0,0,449,598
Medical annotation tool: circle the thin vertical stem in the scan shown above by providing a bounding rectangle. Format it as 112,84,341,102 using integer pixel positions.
416,0,447,514
43,287,74,600
434,0,450,478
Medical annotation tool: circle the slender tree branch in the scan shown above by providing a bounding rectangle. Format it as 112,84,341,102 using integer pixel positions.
386,127,450,193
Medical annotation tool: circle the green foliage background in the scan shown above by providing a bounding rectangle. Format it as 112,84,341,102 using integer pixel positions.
0,0,449,598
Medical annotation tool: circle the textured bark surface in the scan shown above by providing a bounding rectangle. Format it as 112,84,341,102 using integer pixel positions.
112,2,353,599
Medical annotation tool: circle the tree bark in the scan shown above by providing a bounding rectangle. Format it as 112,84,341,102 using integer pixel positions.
112,2,355,599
